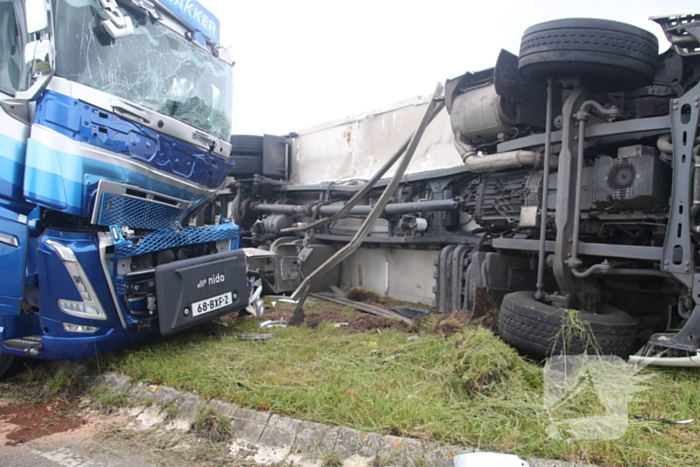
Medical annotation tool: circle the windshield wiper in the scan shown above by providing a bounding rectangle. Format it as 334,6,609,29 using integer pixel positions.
119,0,161,21
98,0,134,39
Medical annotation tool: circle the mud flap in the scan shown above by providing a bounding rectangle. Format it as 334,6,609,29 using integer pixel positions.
156,250,248,336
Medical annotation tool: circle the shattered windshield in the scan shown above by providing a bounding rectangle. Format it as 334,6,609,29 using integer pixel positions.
52,0,232,141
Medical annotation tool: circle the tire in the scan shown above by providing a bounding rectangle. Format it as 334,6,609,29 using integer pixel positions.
518,18,659,91
498,291,639,357
230,135,263,155
229,155,263,176
0,351,16,381
229,135,263,177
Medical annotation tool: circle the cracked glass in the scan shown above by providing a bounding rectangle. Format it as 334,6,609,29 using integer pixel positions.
53,0,232,141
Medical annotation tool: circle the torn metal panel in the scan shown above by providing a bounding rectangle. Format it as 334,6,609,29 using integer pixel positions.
289,96,462,184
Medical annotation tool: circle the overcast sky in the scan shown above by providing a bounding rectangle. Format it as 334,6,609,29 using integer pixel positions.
198,1,698,136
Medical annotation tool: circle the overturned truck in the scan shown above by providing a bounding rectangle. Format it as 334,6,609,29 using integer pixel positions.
226,14,700,366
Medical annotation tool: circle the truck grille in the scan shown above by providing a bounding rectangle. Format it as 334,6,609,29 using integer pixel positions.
113,223,240,259
98,193,184,231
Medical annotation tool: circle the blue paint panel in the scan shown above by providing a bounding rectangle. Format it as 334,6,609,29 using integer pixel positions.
24,138,214,217
0,311,37,348
0,177,35,214
0,210,29,316
0,132,27,202
26,210,41,289
34,91,233,189
43,97,81,133
1,318,159,360
158,0,220,44
24,138,70,211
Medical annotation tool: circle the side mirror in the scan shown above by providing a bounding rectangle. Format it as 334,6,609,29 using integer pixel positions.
24,39,53,73
15,39,54,100
25,0,48,33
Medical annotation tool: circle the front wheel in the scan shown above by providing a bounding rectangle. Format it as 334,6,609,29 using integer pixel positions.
498,291,639,357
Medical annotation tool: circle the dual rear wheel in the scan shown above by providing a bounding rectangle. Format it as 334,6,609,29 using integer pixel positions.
499,18,654,357
498,291,639,357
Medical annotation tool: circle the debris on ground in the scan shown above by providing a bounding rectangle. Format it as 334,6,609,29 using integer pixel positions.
245,278,265,316
346,315,410,334
453,452,530,467
312,293,411,324
209,332,276,340
216,289,500,337
329,285,346,298
259,320,287,329
390,306,431,319
346,287,381,303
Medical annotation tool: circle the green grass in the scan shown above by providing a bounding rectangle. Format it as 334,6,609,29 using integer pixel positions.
85,310,700,467
0,362,86,403
93,389,129,409
193,406,232,442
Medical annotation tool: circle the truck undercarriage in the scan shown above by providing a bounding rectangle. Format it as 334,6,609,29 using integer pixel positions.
224,13,700,366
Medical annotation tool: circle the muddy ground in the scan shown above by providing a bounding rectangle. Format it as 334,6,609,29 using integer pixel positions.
0,386,254,467
222,294,498,337
0,399,84,446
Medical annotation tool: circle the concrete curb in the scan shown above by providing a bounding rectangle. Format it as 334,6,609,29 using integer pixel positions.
63,363,592,467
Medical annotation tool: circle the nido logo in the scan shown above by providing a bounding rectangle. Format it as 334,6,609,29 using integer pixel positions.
208,273,225,285
196,273,226,289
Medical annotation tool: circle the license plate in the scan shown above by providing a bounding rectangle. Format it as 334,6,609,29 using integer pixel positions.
191,291,233,317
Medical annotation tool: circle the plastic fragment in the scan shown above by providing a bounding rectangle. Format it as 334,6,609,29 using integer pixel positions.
453,452,529,467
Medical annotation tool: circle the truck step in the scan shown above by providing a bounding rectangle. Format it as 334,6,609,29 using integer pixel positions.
4,335,42,353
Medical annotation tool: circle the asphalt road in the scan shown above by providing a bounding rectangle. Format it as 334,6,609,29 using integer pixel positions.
1,443,158,467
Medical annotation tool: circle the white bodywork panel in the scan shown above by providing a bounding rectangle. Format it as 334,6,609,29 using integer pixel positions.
289,96,462,185
340,248,439,306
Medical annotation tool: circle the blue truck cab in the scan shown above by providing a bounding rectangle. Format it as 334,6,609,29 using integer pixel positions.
0,0,248,377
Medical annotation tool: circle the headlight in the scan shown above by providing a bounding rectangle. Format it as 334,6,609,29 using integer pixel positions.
62,323,98,333
46,239,108,321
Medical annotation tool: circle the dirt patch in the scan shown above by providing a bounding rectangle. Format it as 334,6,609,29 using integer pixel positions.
0,401,83,445
346,314,410,333
304,309,352,327
346,287,380,303
471,288,503,333
218,311,244,325
411,309,473,337
470,308,499,333
220,297,498,337
230,307,352,327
